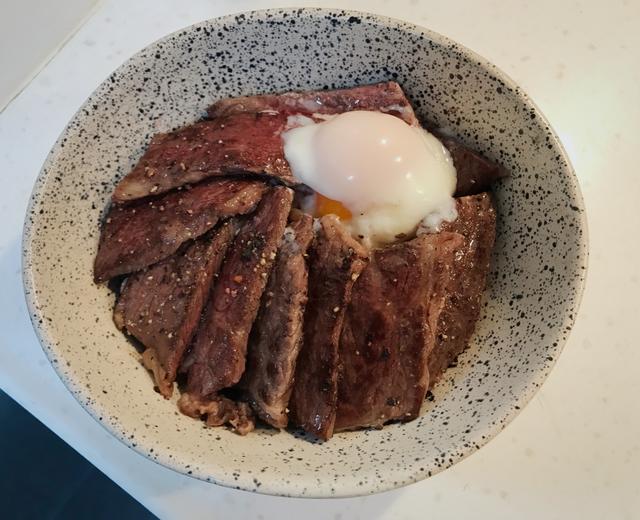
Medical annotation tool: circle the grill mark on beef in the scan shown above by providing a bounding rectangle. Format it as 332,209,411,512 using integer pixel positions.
94,179,267,282
112,112,292,202
113,222,235,397
241,211,314,428
428,193,497,387
184,187,294,398
334,233,464,431
289,216,369,440
208,81,420,126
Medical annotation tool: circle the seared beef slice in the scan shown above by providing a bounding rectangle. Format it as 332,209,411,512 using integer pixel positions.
242,212,314,428
335,233,463,431
112,112,292,202
184,187,294,398
95,179,266,282
438,136,507,196
208,81,420,126
428,193,497,386
290,216,369,440
113,221,235,397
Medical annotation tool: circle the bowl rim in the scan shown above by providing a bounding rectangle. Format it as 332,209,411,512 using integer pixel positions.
22,6,589,498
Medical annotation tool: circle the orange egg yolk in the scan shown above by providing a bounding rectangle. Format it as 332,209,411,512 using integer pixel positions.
314,193,352,220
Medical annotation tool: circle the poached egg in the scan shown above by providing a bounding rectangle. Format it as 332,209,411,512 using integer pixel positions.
282,111,457,245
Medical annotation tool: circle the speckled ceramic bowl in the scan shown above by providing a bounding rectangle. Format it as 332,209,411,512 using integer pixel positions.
22,8,587,497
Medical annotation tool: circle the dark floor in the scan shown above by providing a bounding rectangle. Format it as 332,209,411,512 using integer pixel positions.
0,390,156,519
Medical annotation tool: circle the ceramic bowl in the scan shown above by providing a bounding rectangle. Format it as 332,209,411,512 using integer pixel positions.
22,8,587,497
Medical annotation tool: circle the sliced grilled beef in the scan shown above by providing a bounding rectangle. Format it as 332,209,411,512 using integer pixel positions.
184,187,294,398
334,233,463,431
207,81,504,196
241,211,314,428
290,216,369,440
113,222,235,397
428,193,497,386
437,136,507,196
112,113,292,202
94,179,267,282
178,392,255,435
208,81,419,126
117,82,420,205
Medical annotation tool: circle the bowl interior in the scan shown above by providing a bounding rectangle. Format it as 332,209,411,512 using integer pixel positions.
23,8,586,497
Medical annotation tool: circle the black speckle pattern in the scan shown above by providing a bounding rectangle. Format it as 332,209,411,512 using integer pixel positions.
21,8,588,498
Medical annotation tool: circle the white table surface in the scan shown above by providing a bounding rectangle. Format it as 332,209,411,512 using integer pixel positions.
1,0,639,518
0,0,98,110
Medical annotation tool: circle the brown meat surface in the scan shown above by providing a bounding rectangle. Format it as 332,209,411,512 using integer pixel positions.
184,187,294,398
438,136,507,196
112,113,292,202
208,81,420,126
241,211,314,428
178,392,255,435
113,222,235,397
94,179,267,282
289,216,369,440
334,233,463,431
428,193,497,386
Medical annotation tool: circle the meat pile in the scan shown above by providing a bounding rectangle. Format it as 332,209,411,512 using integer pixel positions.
95,82,503,440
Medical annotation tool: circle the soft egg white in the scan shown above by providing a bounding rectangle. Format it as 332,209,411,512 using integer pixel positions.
282,110,457,245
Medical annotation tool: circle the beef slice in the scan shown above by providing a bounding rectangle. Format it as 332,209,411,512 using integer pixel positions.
437,136,507,196
112,112,292,202
113,221,235,397
178,392,255,435
289,215,369,440
94,178,266,282
208,81,419,126
184,187,294,398
334,233,463,431
428,192,497,386
241,211,314,428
